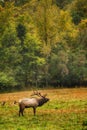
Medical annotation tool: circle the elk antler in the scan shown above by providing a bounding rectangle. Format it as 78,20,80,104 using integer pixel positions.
31,91,41,97
31,91,47,98
43,94,47,97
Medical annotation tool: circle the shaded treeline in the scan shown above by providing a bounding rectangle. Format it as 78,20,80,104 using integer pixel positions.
0,0,87,91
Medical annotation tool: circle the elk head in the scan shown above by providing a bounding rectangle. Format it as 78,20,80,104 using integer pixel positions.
31,91,49,106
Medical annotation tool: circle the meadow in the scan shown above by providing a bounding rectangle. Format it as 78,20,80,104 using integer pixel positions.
0,88,87,130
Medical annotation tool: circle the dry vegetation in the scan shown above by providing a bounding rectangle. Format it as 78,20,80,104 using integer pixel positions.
0,88,87,106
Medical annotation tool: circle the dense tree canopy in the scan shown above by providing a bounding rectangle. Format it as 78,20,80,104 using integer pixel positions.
0,0,87,91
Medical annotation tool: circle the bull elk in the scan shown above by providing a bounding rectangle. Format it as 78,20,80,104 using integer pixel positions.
18,91,49,116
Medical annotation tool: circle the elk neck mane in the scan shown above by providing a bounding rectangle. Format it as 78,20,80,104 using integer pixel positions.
37,97,46,106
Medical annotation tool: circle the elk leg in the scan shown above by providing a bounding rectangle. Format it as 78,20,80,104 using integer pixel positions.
19,106,21,116
19,108,24,116
21,109,24,116
33,107,36,116
19,104,25,116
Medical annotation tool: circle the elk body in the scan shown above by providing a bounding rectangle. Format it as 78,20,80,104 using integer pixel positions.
18,91,49,116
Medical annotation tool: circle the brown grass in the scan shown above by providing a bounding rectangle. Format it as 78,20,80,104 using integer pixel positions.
0,87,87,105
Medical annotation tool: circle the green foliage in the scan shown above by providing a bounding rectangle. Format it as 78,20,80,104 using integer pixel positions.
0,0,87,90
15,34,45,87
16,23,26,42
49,43,69,85
77,19,87,49
56,0,73,9
0,24,21,66
0,72,17,88
15,0,30,6
67,50,87,86
0,24,21,88
69,0,87,24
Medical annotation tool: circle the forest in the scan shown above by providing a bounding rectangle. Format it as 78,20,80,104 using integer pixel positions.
0,0,87,91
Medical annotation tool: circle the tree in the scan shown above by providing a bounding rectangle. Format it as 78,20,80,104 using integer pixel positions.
16,34,45,87
67,50,87,86
56,0,73,9
0,0,87,89
0,23,21,88
49,43,69,86
77,19,87,49
69,0,87,24
0,2,15,36
29,0,59,46
16,23,26,43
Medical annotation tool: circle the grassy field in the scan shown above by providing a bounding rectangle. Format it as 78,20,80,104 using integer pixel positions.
0,88,87,130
